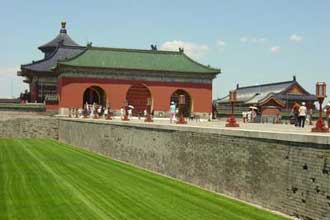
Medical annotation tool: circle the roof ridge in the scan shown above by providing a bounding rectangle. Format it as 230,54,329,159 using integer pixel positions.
57,46,221,74
237,80,294,90
21,45,86,68
182,53,220,72
21,46,61,67
56,47,89,65
88,46,182,55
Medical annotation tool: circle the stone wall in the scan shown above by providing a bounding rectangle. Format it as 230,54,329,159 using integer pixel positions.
58,119,330,220
0,117,58,139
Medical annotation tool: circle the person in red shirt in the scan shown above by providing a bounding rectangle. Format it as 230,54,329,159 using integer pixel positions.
325,103,330,128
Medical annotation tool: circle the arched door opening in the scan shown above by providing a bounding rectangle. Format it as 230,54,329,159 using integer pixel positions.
126,84,152,116
170,89,192,117
83,86,106,107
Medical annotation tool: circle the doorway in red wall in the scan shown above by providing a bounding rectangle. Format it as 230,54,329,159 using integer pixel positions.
171,89,192,117
126,84,152,116
83,86,107,107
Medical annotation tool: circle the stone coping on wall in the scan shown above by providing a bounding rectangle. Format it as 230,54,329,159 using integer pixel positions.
59,117,330,146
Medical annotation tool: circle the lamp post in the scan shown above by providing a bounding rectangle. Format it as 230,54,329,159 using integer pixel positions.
145,97,153,122
176,94,187,124
226,90,239,127
311,82,328,132
122,100,129,121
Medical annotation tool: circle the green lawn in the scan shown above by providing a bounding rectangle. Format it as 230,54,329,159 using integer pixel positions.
0,139,287,220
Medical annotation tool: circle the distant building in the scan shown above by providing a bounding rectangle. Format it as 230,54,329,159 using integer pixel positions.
18,21,220,116
215,76,317,116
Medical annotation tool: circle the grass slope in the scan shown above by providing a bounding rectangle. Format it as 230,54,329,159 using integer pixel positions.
0,139,287,220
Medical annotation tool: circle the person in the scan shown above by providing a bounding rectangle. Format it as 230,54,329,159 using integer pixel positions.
104,107,108,119
291,102,300,127
128,108,133,119
169,101,176,123
242,111,247,123
251,109,257,123
120,107,125,120
97,106,102,118
325,103,330,128
306,108,313,125
78,108,83,118
247,111,252,122
90,106,94,118
298,102,307,128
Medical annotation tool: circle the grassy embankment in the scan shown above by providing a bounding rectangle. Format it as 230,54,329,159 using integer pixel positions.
0,139,288,220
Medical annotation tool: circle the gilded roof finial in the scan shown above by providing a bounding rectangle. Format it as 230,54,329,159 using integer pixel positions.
61,20,66,29
60,20,67,33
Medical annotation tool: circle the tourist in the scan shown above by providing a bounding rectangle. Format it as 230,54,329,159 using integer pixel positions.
298,102,307,128
251,109,257,123
306,108,313,125
97,106,102,118
291,102,300,127
208,112,212,122
169,101,176,123
128,108,133,119
90,106,94,118
120,107,125,119
74,108,79,118
78,108,83,118
247,111,252,122
242,111,247,123
104,107,108,119
325,103,330,128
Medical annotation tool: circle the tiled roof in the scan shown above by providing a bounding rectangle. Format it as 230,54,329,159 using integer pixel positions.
216,79,317,104
218,81,293,103
21,46,85,73
57,47,220,74
38,21,80,52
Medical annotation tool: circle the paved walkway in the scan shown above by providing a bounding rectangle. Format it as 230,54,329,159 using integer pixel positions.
1,110,328,137
73,115,329,136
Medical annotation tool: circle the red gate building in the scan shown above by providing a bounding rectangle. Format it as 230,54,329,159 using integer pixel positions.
19,22,221,118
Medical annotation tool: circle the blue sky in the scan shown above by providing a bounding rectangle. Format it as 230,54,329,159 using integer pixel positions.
1,0,329,99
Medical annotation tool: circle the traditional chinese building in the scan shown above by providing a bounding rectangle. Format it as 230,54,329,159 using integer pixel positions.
215,76,317,115
18,21,85,109
18,21,220,117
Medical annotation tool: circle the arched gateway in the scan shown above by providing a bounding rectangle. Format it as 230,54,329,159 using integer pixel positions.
126,84,152,116
83,86,107,107
171,90,192,117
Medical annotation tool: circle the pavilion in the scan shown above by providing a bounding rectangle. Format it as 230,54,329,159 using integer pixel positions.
215,76,317,116
18,21,221,117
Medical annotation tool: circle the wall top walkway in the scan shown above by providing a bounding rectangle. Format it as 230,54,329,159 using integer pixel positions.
59,117,330,147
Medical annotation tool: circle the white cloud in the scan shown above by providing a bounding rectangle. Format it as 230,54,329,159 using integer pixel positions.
0,66,27,98
160,40,209,59
0,66,19,76
270,46,281,53
240,37,267,44
217,40,226,47
240,37,248,43
290,34,303,42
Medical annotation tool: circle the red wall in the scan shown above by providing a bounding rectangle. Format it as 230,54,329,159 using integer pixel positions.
58,77,213,113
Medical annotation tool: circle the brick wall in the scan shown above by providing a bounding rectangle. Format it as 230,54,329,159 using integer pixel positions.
0,117,58,139
58,119,330,220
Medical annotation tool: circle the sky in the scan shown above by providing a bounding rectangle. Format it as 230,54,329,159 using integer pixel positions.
1,0,329,100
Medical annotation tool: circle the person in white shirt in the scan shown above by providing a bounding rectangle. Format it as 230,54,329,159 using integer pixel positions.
120,107,124,120
298,102,307,128
128,108,133,119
